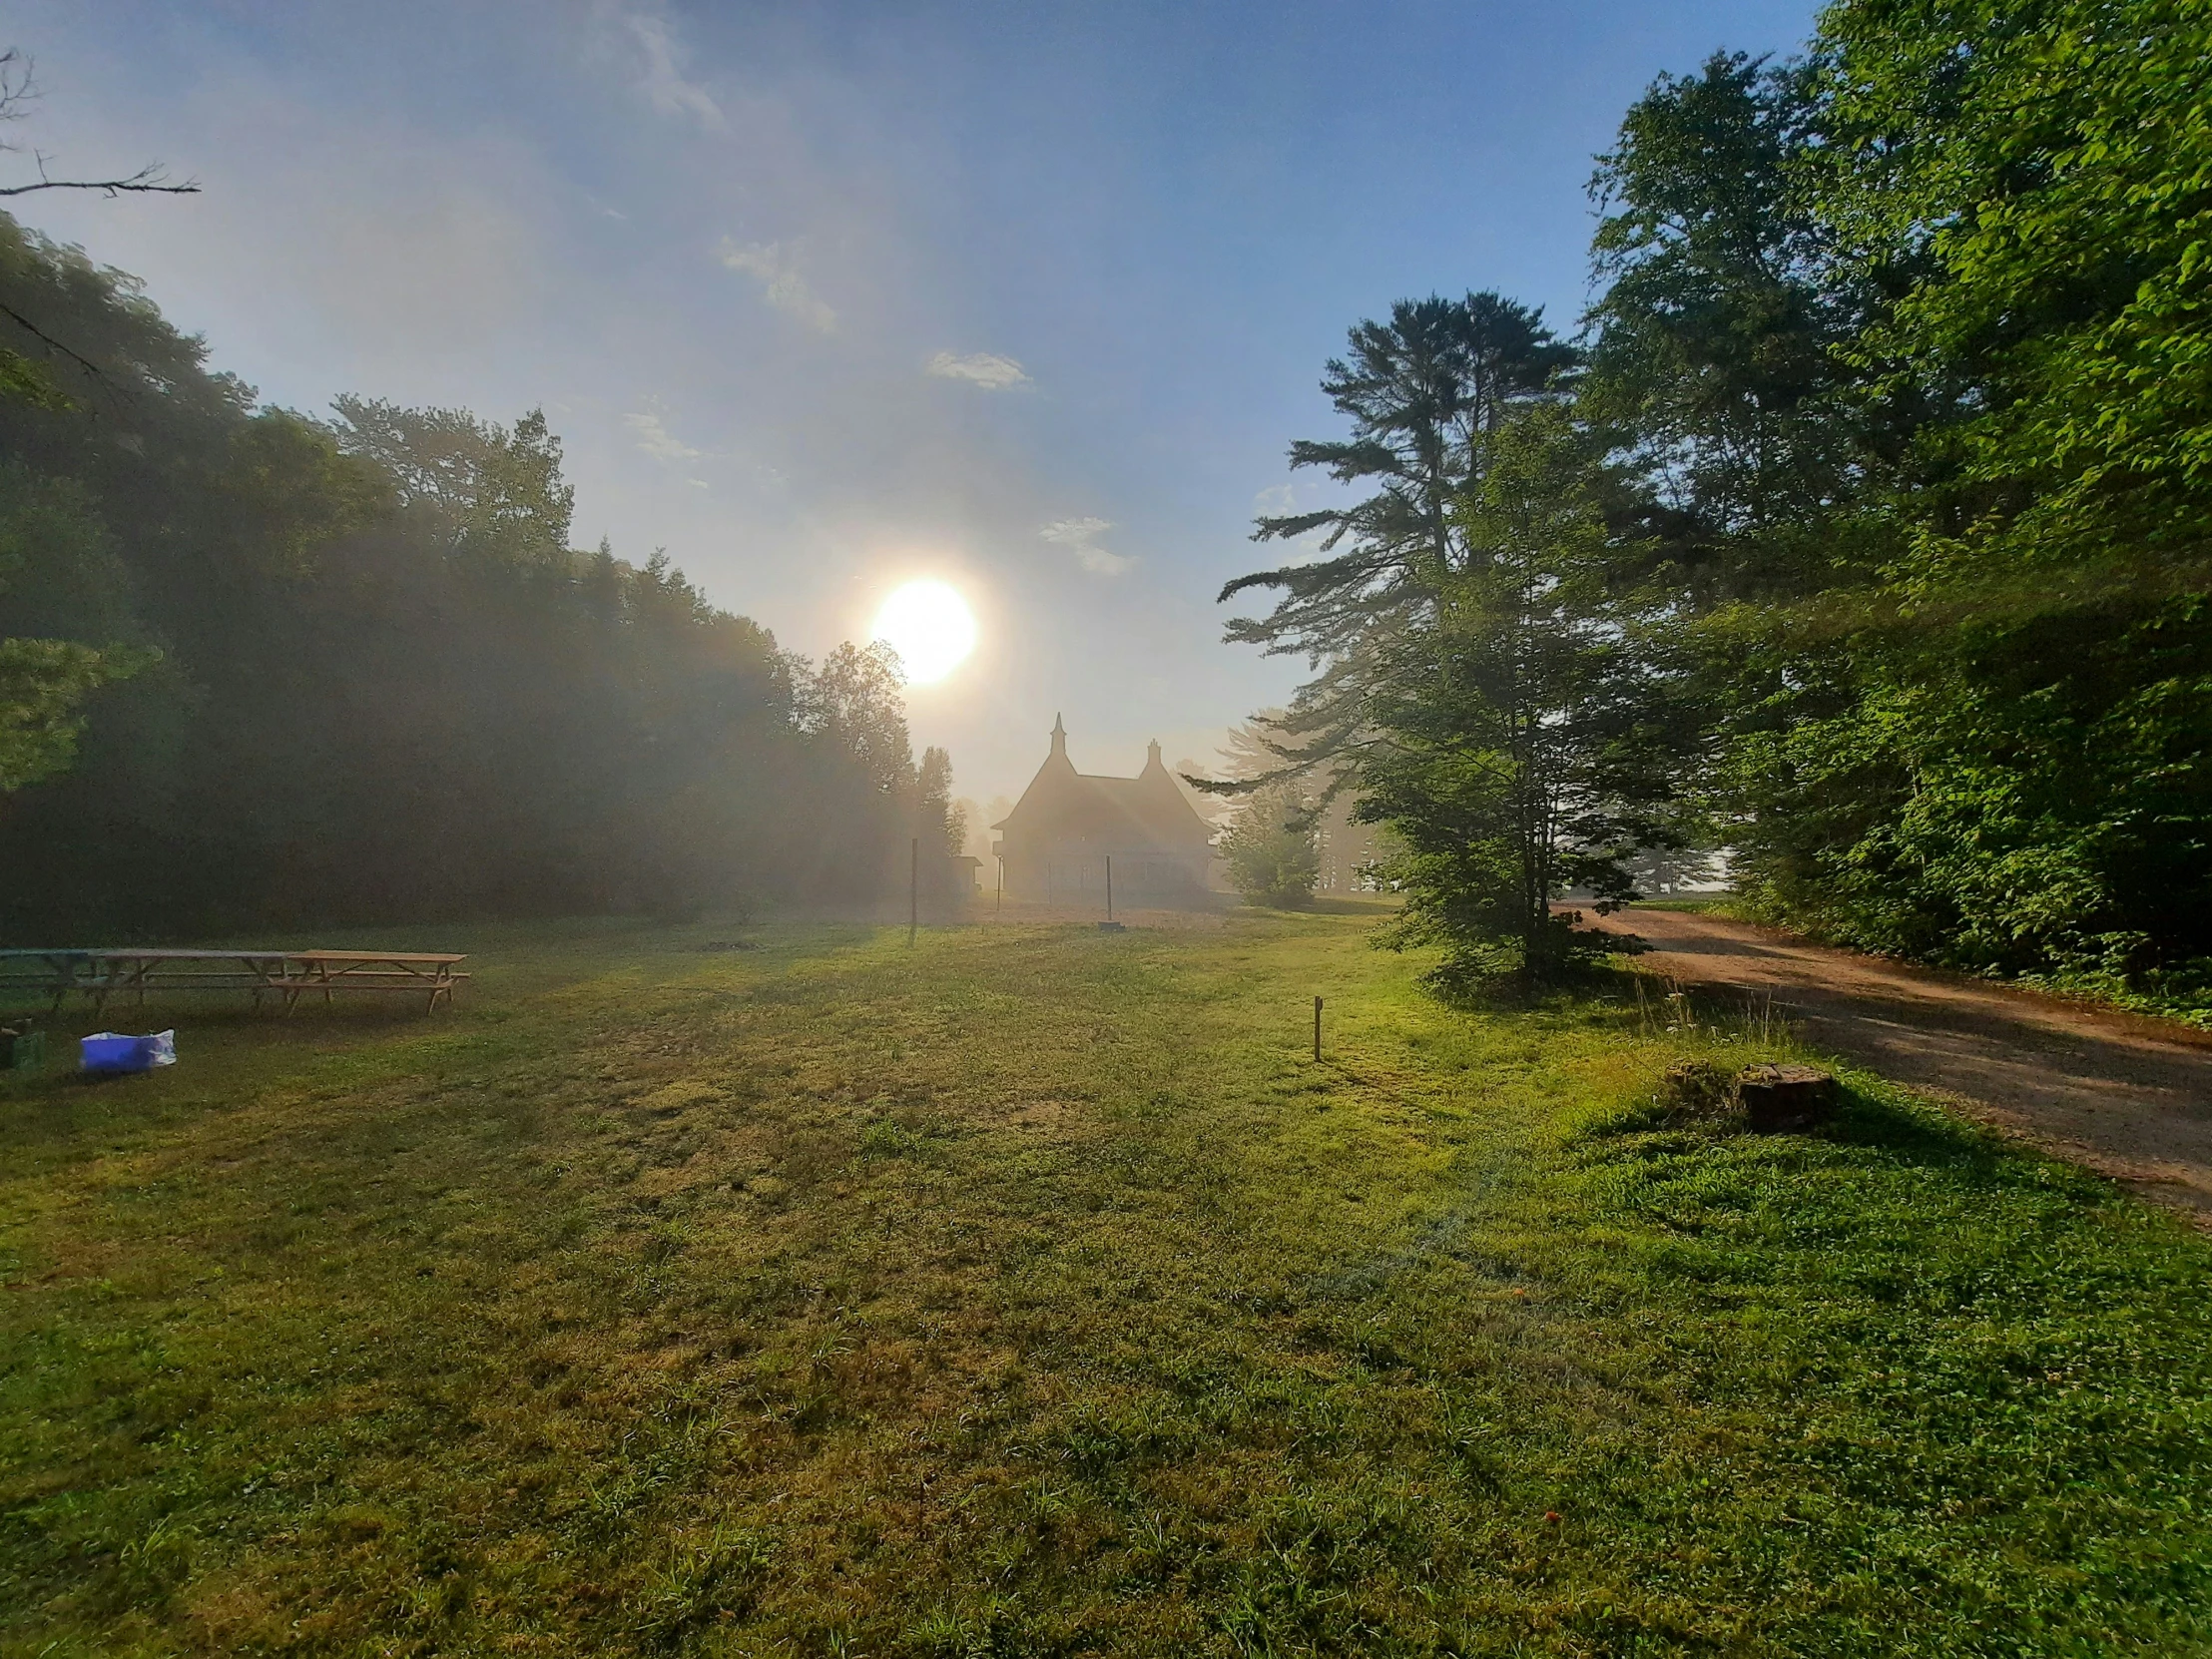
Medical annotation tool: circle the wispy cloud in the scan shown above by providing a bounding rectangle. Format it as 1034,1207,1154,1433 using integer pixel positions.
926,350,1030,390
717,238,837,332
619,7,725,130
623,408,701,461
1042,516,1134,577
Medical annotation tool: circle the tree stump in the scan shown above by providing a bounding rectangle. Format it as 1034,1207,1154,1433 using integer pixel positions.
1734,1063,1837,1132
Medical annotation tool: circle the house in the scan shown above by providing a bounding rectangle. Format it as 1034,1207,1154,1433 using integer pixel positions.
991,717,1218,905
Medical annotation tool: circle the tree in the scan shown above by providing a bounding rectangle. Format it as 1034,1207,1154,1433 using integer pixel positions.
0,637,135,791
1360,407,1690,994
0,48,197,410
331,396,573,565
1584,50,1878,604
0,462,153,794
1819,0,2212,594
0,206,944,936
1214,293,1575,785
0,68,198,788
799,641,912,797
916,743,964,862
1220,782,1320,908
1572,0,2212,1001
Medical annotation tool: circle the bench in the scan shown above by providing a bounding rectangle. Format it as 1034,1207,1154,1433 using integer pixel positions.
0,949,470,1015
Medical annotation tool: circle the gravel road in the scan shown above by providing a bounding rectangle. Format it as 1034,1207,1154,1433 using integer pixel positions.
1586,905,2212,1222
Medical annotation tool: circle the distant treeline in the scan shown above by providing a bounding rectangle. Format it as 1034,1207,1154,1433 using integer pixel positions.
1222,0,2212,1014
0,214,958,938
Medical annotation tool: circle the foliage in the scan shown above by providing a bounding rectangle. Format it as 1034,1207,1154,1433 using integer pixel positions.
1821,0,2212,592
1751,0,2212,984
4,911,2206,1653
1219,781,1320,906
330,395,576,565
1249,4,2212,1012
1584,50,1882,603
0,462,153,791
0,210,941,934
0,636,141,791
1601,3,2212,991
1361,407,1691,993
1214,292,1575,785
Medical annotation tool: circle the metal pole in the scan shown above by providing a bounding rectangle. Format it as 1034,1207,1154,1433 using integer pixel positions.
1106,854,1114,921
909,837,918,946
1313,995,1323,1061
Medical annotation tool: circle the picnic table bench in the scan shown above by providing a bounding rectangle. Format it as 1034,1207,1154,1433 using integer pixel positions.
0,948,469,1014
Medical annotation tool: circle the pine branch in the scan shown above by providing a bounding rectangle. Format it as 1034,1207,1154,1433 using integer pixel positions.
1250,509,1342,544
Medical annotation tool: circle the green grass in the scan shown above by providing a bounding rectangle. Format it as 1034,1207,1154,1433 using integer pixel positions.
2,910,2208,1656
1619,894,1749,917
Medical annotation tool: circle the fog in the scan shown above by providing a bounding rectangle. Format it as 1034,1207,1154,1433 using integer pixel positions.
0,0,1816,806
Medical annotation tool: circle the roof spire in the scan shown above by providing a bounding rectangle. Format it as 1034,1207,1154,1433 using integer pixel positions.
1050,713,1067,760
1146,738,1164,770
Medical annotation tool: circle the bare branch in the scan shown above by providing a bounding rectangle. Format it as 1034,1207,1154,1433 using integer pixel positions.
0,166,200,199
0,48,35,130
0,50,199,197
0,296,104,379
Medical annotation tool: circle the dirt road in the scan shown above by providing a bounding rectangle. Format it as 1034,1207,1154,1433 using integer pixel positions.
1586,905,2212,1221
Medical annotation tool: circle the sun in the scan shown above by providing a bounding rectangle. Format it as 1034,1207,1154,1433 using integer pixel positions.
869,579,978,686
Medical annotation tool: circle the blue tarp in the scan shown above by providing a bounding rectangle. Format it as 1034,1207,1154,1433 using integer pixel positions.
80,1030,176,1073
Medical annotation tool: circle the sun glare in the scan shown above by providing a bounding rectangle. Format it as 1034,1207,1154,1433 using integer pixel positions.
869,579,978,686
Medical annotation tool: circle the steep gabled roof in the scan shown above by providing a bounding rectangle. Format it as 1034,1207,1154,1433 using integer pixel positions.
1077,771,1212,850
994,721,1212,851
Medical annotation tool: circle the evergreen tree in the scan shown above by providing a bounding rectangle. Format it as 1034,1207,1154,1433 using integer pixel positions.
1214,293,1574,784
1360,406,1690,993
1220,782,1320,908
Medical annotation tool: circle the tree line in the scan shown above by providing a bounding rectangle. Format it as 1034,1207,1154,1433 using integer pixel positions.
1219,0,2212,1014
0,212,960,939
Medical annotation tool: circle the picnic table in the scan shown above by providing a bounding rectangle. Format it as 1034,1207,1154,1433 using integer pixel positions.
0,948,469,1014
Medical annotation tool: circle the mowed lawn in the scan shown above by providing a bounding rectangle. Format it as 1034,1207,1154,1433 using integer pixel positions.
4,909,2209,1657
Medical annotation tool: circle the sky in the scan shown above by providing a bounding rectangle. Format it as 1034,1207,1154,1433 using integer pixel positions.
4,0,1819,805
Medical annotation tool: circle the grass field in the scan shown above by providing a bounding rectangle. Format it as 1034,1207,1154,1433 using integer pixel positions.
4,907,2210,1656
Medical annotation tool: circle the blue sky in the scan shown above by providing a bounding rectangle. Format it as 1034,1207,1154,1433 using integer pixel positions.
7,0,1818,805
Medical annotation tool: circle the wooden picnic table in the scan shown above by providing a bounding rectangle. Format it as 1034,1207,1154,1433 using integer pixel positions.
0,948,468,1014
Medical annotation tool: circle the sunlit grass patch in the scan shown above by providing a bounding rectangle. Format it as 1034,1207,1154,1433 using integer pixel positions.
2,910,2207,1655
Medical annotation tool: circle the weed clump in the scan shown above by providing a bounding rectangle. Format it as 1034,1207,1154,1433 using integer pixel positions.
1583,1058,1743,1140
1656,1058,1739,1125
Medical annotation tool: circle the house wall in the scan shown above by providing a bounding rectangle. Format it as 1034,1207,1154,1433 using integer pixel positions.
993,838,1213,904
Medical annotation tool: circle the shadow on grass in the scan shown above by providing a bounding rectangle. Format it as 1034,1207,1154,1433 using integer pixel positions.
1303,893,1402,916
1584,1065,2119,1214
1421,954,1650,1018
1823,1078,2119,1205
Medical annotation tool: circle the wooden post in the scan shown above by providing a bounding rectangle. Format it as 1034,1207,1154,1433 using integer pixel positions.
996,855,1003,916
909,837,918,946
1313,995,1323,1061
1106,854,1114,921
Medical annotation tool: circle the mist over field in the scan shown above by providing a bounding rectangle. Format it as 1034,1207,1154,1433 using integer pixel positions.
5,2,2212,1653
0,0,1820,809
